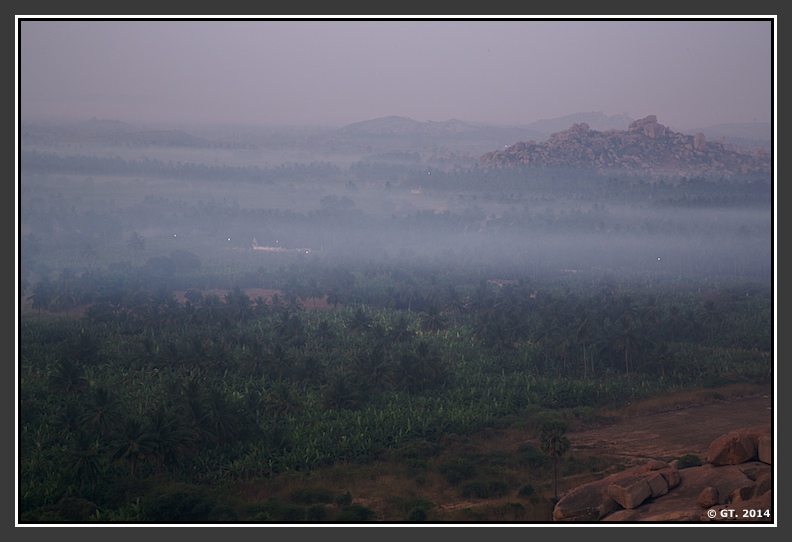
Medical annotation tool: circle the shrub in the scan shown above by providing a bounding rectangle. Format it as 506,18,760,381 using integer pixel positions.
517,483,535,498
391,439,442,460
276,504,307,522
289,487,334,505
438,457,478,485
517,443,549,469
206,504,238,522
306,504,327,521
391,495,434,514
460,479,509,499
407,507,428,521
494,501,525,520
140,483,217,522
333,503,375,522
676,453,702,469
251,498,306,522
334,491,353,506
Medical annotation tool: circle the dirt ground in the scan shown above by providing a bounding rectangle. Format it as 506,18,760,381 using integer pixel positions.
565,392,774,464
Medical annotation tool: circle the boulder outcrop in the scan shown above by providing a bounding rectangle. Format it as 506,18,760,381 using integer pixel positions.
553,424,772,522
480,115,771,176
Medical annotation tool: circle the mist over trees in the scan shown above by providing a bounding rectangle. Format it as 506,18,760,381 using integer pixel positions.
18,119,773,523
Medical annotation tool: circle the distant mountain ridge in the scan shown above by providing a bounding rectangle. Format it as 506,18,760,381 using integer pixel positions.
20,118,208,147
479,115,771,176
334,113,770,153
333,115,546,151
20,113,771,158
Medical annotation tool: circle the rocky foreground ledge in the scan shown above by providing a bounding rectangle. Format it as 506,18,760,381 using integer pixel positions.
553,424,772,522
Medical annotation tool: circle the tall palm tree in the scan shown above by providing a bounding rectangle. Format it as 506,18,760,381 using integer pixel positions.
389,313,415,344
553,320,578,374
419,304,446,333
611,313,643,380
63,430,104,487
225,285,254,323
539,420,570,501
47,357,88,395
28,277,54,315
443,284,466,325
422,278,442,309
51,397,84,437
574,311,594,378
145,405,195,473
198,293,223,324
110,417,157,477
399,280,420,311
80,384,123,439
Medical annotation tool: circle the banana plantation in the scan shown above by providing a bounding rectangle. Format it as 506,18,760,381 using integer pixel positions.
18,251,772,522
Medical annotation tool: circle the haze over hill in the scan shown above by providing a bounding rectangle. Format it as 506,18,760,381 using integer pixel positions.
19,19,773,130
20,111,772,160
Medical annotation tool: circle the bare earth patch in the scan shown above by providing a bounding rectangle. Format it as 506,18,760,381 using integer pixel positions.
565,393,774,465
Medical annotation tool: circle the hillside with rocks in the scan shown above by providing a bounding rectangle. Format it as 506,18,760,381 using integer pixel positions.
479,115,772,176
553,422,772,523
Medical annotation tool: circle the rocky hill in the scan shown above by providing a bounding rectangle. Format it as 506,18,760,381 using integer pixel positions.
479,115,772,176
524,110,634,138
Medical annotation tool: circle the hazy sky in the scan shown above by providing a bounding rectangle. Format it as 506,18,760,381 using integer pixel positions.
17,16,775,131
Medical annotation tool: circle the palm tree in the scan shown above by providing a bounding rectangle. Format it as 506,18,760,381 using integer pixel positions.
63,430,104,487
419,304,447,333
390,341,446,394
240,336,266,378
275,312,304,345
611,314,643,380
51,397,84,437
422,278,442,309
399,280,419,311
145,405,195,472
325,288,345,308
199,293,223,324
80,384,123,439
204,387,242,444
389,313,415,343
263,341,296,381
347,307,372,334
110,417,157,477
553,320,577,374
28,277,54,315
321,371,368,410
350,345,392,391
47,357,88,395
575,312,595,378
225,285,254,323
539,420,570,501
699,299,723,341
125,231,146,255
443,284,466,325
